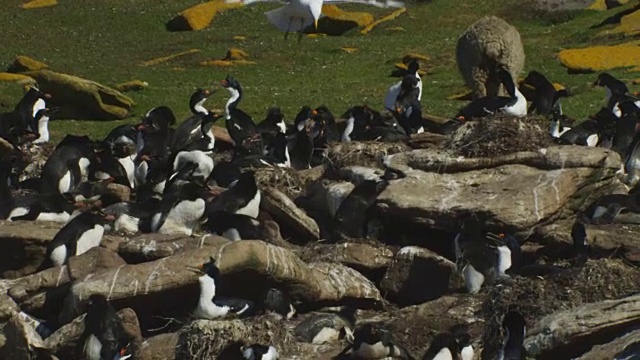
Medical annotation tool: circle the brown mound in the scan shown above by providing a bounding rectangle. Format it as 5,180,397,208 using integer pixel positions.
326,141,411,170
480,258,640,358
447,115,553,158
254,166,305,199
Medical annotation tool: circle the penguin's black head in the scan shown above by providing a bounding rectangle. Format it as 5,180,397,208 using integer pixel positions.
399,74,419,92
593,72,613,87
87,294,110,310
523,70,548,88
25,85,52,100
141,106,177,129
221,75,241,90
266,107,284,122
619,99,640,116
406,59,419,74
190,256,221,279
502,310,526,333
189,88,211,108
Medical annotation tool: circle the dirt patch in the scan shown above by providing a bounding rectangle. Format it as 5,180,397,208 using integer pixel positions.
446,115,553,158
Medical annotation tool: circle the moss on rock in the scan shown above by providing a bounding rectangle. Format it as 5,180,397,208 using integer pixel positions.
21,0,57,9
8,56,48,73
598,8,640,38
0,73,35,85
166,0,242,32
558,41,640,72
361,7,406,34
311,5,374,36
114,80,148,92
200,48,256,67
588,0,629,11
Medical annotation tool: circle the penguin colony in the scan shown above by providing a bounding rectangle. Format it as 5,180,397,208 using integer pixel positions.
1,20,640,360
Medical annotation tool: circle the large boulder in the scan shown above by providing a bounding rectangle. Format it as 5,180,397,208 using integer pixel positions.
380,246,457,306
23,69,134,120
166,0,242,32
61,240,382,329
260,187,320,243
377,146,622,234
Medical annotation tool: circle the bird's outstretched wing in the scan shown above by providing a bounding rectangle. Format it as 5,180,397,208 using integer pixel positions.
323,0,405,8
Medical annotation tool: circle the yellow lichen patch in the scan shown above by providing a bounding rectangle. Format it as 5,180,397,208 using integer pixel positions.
386,27,406,32
21,0,57,9
306,33,327,38
360,7,406,35
167,0,243,31
9,55,48,73
598,9,640,38
0,72,35,84
321,5,374,28
558,42,640,72
403,53,430,63
200,59,256,67
225,48,249,61
233,36,246,41
140,49,200,67
340,47,358,53
114,80,148,92
588,0,629,10
394,63,427,76
632,78,640,84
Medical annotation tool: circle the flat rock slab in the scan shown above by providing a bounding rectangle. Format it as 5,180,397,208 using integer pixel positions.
117,233,229,263
260,187,320,242
576,329,640,360
377,146,621,232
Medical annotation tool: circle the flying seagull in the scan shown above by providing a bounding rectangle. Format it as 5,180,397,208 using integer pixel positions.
226,0,405,40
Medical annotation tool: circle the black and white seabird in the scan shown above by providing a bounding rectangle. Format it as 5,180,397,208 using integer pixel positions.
497,311,527,360
206,170,261,219
31,107,58,144
333,178,389,240
385,59,423,112
205,210,264,241
336,323,414,359
456,66,527,120
263,287,296,320
0,157,15,220
171,88,221,154
83,294,134,360
294,307,357,345
150,182,212,235
187,257,256,320
220,75,262,154
42,210,114,268
242,344,279,360
593,72,640,117
393,74,424,135
421,332,467,360
257,107,287,140
522,70,567,116
40,139,95,195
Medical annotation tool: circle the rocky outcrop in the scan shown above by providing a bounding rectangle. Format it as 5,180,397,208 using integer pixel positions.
117,234,229,263
260,187,320,243
62,240,382,324
22,69,134,120
524,293,640,358
576,329,640,359
558,42,640,73
312,5,375,36
0,221,64,278
380,246,457,306
7,56,48,73
377,146,622,233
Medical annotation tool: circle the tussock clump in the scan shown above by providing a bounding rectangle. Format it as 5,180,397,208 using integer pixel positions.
479,258,640,358
254,166,305,198
326,141,410,170
447,115,553,158
178,317,295,360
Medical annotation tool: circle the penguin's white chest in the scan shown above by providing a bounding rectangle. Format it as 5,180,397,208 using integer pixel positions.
76,225,105,256
463,263,485,294
118,156,136,188
84,334,102,360
236,191,261,219
432,347,453,360
158,198,206,235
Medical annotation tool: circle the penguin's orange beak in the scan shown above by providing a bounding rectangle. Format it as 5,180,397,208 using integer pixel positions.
311,109,318,116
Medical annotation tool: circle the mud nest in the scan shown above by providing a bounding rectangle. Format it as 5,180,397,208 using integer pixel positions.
447,115,553,158
177,316,296,360
326,141,411,170
254,167,305,199
479,258,640,358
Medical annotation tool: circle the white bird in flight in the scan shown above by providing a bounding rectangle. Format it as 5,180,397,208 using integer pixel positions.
226,0,405,40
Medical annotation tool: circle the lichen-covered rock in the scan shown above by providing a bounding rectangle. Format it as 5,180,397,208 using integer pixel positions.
23,69,134,120
21,0,57,9
114,80,148,92
166,0,242,32
378,146,623,233
577,329,640,360
200,48,257,67
260,187,320,242
588,0,629,10
558,41,640,73
140,49,201,67
598,8,640,38
380,246,456,306
361,8,406,35
313,5,375,36
7,56,48,73
0,72,35,84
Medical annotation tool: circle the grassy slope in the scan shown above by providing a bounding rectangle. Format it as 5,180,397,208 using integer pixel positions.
0,0,638,142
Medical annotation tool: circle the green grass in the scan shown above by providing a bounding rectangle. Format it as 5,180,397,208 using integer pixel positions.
0,0,639,142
